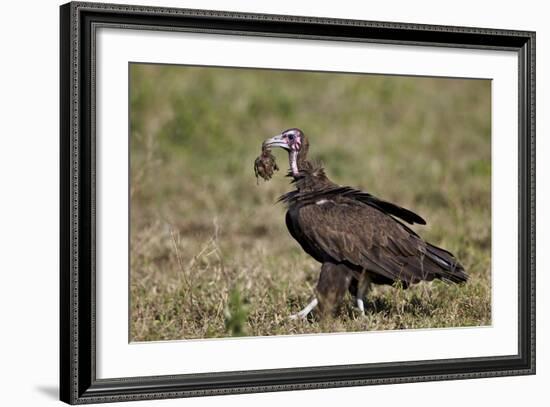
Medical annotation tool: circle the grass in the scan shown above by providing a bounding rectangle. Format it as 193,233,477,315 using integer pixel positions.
129,63,491,341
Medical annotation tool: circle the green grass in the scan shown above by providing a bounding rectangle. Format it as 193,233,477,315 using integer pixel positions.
129,63,491,341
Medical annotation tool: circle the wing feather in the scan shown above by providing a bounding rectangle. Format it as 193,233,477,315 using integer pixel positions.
296,198,460,285
279,185,426,225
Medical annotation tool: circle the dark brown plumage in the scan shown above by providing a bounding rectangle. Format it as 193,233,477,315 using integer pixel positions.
261,128,468,319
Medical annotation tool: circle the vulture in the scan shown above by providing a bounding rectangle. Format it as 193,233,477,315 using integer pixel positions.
260,128,468,319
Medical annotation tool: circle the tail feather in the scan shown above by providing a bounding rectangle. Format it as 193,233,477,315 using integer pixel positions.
425,243,468,283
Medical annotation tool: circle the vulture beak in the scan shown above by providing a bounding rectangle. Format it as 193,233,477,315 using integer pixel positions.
263,134,290,151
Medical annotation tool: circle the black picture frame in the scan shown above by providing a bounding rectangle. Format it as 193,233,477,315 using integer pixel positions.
60,1,536,404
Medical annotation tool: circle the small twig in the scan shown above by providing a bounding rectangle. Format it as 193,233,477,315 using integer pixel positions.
169,227,195,310
169,227,191,289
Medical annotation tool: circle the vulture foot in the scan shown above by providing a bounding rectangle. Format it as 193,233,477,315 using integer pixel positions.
353,272,372,316
356,298,366,315
289,297,318,320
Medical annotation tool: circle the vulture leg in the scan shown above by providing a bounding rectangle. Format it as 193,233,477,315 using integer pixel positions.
316,263,353,317
289,263,353,320
355,272,372,315
289,297,318,320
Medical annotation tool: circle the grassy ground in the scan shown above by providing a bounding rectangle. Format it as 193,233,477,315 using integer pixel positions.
129,64,491,341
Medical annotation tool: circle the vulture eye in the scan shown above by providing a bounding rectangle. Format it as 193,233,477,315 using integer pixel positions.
287,134,295,141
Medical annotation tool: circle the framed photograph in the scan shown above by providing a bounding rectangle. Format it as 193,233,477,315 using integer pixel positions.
60,1,535,404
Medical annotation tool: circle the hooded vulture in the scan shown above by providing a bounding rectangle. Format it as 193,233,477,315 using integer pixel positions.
260,128,468,319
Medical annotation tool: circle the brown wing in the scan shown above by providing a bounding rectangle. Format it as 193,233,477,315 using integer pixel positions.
296,197,461,285
280,185,426,226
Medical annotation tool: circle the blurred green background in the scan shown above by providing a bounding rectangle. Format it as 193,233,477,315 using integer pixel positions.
130,63,491,341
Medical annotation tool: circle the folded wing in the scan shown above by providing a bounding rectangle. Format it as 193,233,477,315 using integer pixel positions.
296,197,467,285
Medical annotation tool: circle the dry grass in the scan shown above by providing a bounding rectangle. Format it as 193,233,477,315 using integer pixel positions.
129,64,491,341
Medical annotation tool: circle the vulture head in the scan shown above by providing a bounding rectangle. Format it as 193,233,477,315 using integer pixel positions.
263,128,309,176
